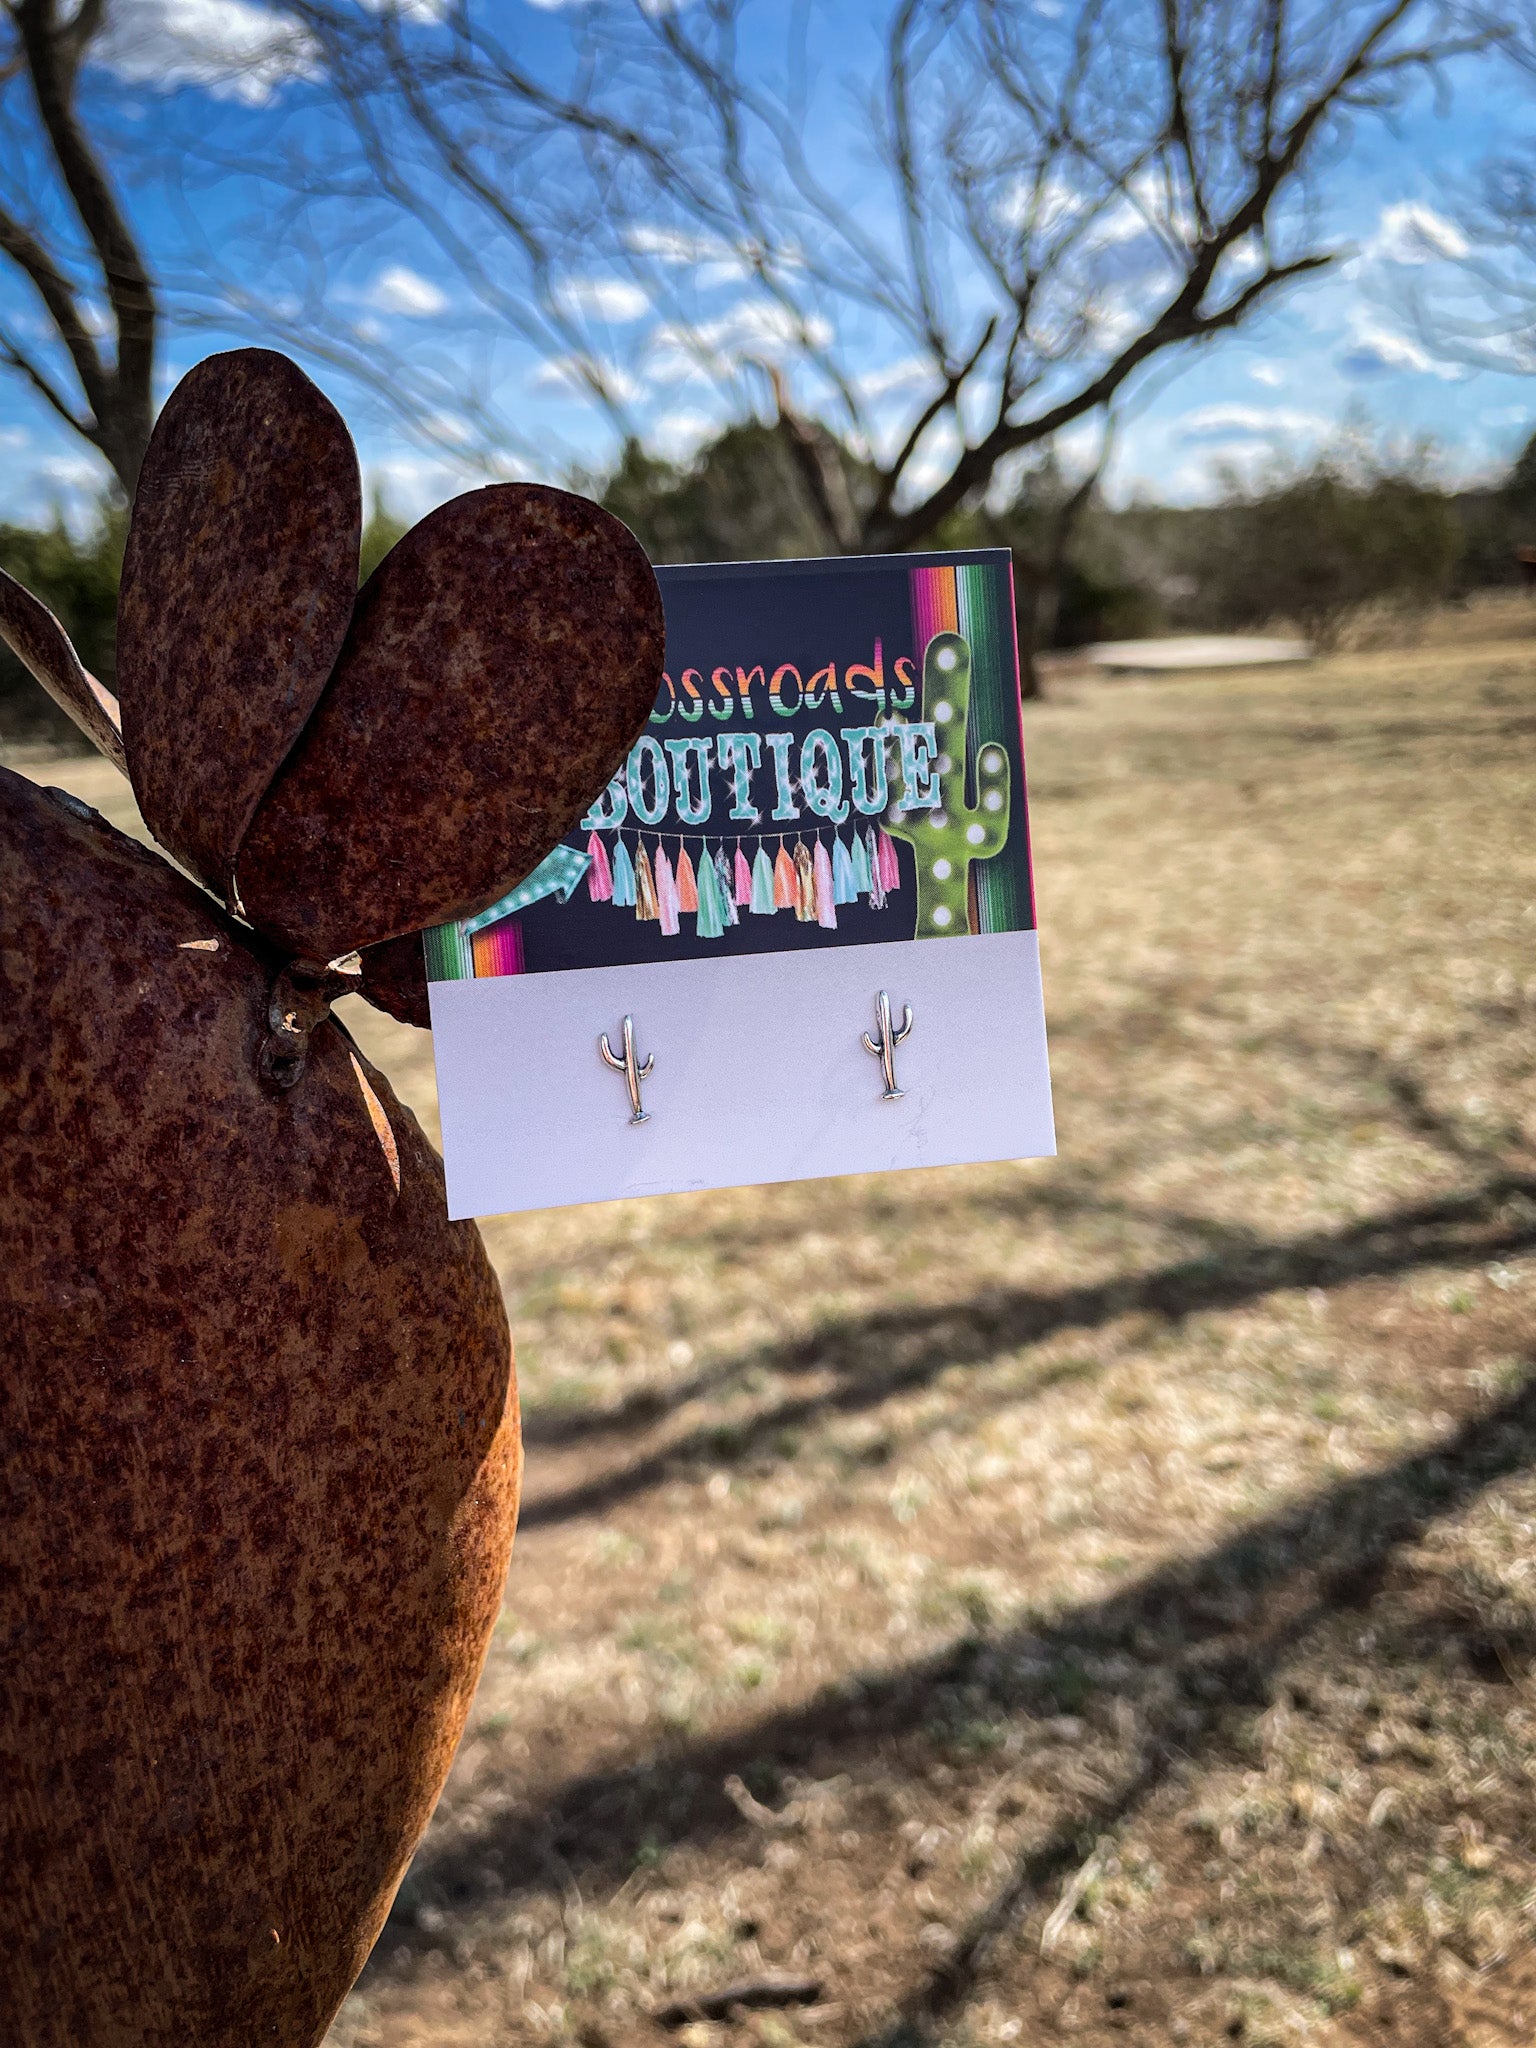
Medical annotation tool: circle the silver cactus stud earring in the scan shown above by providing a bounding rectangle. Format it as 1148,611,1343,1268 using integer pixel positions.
862,989,914,1101
599,1013,655,1123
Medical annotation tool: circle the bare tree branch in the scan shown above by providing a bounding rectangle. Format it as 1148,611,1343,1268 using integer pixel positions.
1415,5,1536,378
0,319,91,437
0,0,157,493
141,0,1481,543
0,195,105,407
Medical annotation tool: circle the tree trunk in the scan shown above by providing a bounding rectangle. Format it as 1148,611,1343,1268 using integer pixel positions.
1013,563,1046,702
1,0,159,500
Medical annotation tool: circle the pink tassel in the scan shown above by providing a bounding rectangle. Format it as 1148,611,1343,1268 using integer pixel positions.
586,832,613,902
654,845,681,936
813,839,837,930
877,828,901,892
734,847,752,906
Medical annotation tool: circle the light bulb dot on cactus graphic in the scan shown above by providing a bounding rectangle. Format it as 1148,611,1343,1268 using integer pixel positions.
886,628,1012,938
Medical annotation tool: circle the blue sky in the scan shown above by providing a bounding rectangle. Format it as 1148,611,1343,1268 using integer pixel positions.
1,0,1532,531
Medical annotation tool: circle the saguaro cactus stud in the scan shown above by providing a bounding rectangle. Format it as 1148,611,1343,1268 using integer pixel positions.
886,630,1011,934
0,350,664,2047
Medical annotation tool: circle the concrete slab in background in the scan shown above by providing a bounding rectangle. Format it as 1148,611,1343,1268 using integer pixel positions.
1086,635,1312,672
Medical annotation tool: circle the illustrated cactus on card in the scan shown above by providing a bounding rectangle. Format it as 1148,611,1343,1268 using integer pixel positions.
886,630,1011,935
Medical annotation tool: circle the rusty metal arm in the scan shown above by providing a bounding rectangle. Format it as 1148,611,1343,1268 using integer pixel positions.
0,562,126,774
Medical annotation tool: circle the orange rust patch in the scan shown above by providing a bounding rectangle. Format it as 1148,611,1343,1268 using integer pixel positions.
350,1049,401,1195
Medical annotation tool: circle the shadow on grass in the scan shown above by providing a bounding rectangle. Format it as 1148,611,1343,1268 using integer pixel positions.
514,1174,1122,1452
516,1170,1536,1528
375,1310,1536,2023
518,1030,1518,1456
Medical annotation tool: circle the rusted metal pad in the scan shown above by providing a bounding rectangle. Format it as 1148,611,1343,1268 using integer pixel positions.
357,930,432,1030
235,484,664,960
116,348,361,900
0,765,519,2046
0,564,127,773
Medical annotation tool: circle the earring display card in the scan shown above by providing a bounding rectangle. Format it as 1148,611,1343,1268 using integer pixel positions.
425,549,1055,1217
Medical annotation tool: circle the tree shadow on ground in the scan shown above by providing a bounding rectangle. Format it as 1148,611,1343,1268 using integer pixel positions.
518,1029,1518,1456
514,1175,1123,1452
379,1341,1536,2006
516,1169,1536,1528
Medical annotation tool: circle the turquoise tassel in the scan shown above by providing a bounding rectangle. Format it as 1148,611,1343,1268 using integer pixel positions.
695,843,727,939
833,835,857,904
751,844,776,914
851,831,872,895
610,836,636,909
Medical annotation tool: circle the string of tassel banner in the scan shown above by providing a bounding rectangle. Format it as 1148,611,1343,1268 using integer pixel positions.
585,824,902,938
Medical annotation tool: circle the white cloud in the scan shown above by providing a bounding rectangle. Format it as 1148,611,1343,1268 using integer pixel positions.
1214,238,1265,284
1088,170,1198,255
1084,203,1154,252
994,172,1080,237
1055,416,1112,467
1338,317,1460,380
1452,329,1536,375
366,265,449,317
1369,201,1468,267
644,301,832,383
356,0,449,20
92,0,317,106
365,455,468,523
554,278,651,324
996,166,1191,257
621,224,798,288
1082,289,1149,352
1250,363,1285,387
646,409,719,462
1178,403,1330,445
1148,449,1258,503
217,283,301,322
40,453,111,488
890,415,963,506
530,354,643,404
897,447,959,503
852,357,934,403
23,452,115,529
419,410,472,446
8,445,114,534
624,226,721,266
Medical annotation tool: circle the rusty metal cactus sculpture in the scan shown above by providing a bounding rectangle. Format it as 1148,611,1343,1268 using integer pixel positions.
0,350,664,2046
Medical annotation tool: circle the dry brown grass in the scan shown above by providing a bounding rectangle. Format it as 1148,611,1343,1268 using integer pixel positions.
11,601,1536,2047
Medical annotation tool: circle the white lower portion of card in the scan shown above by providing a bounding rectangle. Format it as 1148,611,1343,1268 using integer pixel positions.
428,930,1055,1218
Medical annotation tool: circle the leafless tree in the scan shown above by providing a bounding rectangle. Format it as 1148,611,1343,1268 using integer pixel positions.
1411,4,1536,377
268,0,1481,549
0,0,156,495
990,415,1117,690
